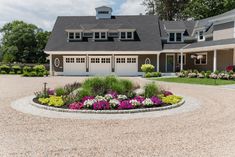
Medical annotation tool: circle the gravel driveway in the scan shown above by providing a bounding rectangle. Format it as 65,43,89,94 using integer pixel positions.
1,75,235,157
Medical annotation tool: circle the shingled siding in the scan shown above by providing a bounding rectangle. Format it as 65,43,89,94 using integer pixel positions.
52,55,63,72
217,49,234,71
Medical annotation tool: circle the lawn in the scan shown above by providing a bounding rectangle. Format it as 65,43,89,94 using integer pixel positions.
152,77,235,86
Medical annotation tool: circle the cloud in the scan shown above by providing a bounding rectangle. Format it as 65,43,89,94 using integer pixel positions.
117,0,145,15
0,0,115,31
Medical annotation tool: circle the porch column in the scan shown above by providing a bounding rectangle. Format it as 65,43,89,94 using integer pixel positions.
157,53,160,72
49,54,53,76
112,54,115,72
233,48,235,65
180,51,184,71
213,49,217,72
86,54,89,73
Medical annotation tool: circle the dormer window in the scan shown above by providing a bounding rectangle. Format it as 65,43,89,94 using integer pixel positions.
94,32,107,40
197,31,205,41
68,32,82,40
98,11,109,14
168,32,183,42
120,31,134,40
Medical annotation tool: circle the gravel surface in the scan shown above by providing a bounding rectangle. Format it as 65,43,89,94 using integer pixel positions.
1,75,235,157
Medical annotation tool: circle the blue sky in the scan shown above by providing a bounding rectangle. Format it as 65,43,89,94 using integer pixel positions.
0,0,146,31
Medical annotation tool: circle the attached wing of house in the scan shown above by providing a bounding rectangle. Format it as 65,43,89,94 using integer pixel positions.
45,6,235,76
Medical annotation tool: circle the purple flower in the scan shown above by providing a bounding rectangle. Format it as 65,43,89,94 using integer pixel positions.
118,100,133,110
107,91,118,98
69,102,83,110
93,101,110,110
151,96,163,106
134,96,145,103
47,88,55,95
82,96,95,103
164,91,173,97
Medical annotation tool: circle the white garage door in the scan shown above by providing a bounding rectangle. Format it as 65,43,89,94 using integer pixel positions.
89,56,112,75
63,57,86,75
115,56,138,76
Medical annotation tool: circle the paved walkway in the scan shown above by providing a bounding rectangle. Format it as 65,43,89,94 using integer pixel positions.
1,75,235,156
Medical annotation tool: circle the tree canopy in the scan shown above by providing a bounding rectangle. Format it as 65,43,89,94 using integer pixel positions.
0,21,50,63
143,0,235,20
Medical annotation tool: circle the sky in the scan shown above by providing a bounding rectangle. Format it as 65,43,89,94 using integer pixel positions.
0,0,146,31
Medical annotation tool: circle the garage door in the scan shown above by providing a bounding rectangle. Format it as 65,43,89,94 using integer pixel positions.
89,56,112,75
63,57,86,75
115,56,138,76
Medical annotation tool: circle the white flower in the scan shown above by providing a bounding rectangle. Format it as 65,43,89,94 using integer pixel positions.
142,98,153,107
104,94,113,101
95,95,105,101
109,99,120,109
83,99,97,108
117,95,127,100
129,99,141,107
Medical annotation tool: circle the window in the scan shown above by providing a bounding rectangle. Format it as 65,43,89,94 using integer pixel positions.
65,58,75,63
101,58,106,63
69,32,74,39
177,54,186,65
116,58,121,63
106,58,111,63
91,58,96,63
169,33,175,42
145,58,151,64
98,11,109,14
94,32,107,40
120,32,134,40
54,58,60,67
121,58,125,63
127,58,132,63
176,33,182,42
95,58,100,63
194,53,207,65
198,31,204,41
68,32,82,40
76,58,85,63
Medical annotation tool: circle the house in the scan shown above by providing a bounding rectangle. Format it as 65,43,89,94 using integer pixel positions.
45,6,235,76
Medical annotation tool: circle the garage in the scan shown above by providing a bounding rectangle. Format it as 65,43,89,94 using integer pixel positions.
115,56,138,76
63,56,86,75
89,56,112,75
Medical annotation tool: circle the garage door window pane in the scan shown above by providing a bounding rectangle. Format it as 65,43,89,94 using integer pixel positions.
121,58,125,63
132,58,136,63
106,58,110,63
71,58,74,63
81,58,85,63
127,58,131,63
101,58,106,63
91,58,95,63
96,58,100,63
76,58,80,63
116,58,121,63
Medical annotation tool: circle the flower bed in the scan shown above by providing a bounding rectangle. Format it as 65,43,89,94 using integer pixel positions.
34,76,183,111
177,69,235,80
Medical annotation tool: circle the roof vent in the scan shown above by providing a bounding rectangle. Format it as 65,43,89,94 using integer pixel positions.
95,6,112,20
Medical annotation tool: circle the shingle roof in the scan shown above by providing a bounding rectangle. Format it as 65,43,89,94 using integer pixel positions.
45,15,162,51
163,43,188,50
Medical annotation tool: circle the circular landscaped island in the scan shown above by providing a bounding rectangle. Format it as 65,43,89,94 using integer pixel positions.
33,76,184,113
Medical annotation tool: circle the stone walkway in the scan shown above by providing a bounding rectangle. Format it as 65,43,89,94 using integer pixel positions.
1,75,235,156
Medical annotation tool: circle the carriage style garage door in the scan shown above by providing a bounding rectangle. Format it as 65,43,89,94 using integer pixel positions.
115,56,138,76
89,56,112,75
63,57,86,75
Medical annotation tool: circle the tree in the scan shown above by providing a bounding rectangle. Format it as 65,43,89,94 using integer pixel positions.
142,0,190,20
0,21,50,63
183,0,235,20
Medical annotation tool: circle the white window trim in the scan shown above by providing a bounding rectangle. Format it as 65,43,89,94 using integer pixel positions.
119,31,134,40
167,32,183,42
194,53,208,65
197,30,205,41
93,32,108,40
145,58,151,64
177,54,186,65
68,32,82,40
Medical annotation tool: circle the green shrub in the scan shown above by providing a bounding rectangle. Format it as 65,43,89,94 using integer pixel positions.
1,70,7,74
33,65,46,74
83,77,107,96
17,70,22,74
205,70,212,78
144,82,160,98
119,79,133,91
43,70,49,76
78,89,92,101
55,87,66,96
152,72,161,77
110,83,125,94
30,71,37,77
145,72,152,78
22,72,29,77
37,72,44,77
0,65,10,73
23,66,31,73
12,65,21,74
141,64,155,73
9,71,15,74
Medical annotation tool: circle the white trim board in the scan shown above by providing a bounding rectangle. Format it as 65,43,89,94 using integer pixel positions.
45,51,160,55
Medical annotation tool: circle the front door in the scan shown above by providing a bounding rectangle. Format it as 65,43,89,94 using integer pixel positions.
166,55,175,72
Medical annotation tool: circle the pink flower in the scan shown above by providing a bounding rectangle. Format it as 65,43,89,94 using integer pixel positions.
69,102,83,110
47,88,55,95
150,96,162,106
164,91,173,97
82,96,95,103
93,101,110,110
118,100,133,110
133,96,145,103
